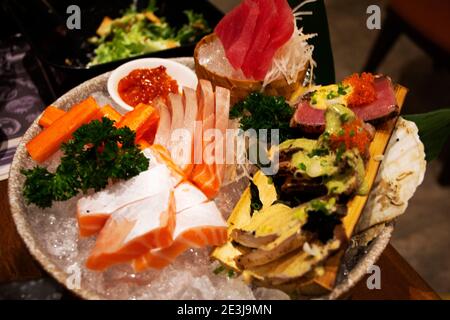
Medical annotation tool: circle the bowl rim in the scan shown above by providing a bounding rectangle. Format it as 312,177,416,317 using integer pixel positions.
107,58,198,112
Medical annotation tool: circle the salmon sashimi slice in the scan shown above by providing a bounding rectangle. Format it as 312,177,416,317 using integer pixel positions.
153,99,171,148
77,165,173,237
174,181,208,213
86,166,176,271
190,164,221,199
191,80,220,198
145,144,186,186
214,86,231,183
133,201,227,271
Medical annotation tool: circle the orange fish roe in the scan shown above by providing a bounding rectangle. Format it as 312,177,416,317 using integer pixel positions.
343,73,376,107
118,66,178,107
330,119,371,156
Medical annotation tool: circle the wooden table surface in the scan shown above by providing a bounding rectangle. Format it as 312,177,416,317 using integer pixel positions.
0,179,441,300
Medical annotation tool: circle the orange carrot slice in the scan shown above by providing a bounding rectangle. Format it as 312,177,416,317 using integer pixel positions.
38,106,65,128
26,96,100,163
99,104,121,123
137,139,151,150
39,104,123,128
117,103,160,142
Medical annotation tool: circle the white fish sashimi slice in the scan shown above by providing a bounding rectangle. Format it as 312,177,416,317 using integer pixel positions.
173,201,227,238
86,166,176,270
183,87,198,129
145,144,186,187
153,99,171,148
132,201,228,271
174,181,208,213
169,93,184,133
169,88,199,174
77,164,172,237
214,86,231,181
197,79,215,127
196,80,216,165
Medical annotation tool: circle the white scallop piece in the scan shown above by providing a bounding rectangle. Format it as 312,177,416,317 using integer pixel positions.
357,117,426,232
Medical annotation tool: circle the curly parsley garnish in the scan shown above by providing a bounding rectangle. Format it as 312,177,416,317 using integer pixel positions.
230,93,296,144
22,117,149,208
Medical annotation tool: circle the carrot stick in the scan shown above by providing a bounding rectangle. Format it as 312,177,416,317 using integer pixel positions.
40,104,123,128
26,96,100,163
117,103,160,142
99,104,122,123
137,139,151,150
38,106,65,128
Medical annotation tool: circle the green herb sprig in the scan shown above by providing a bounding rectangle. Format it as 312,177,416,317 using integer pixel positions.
22,118,149,208
230,93,296,144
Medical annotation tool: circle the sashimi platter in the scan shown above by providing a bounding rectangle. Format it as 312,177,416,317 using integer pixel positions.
9,0,426,300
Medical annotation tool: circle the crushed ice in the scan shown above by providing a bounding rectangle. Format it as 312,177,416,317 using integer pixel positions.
23,97,290,299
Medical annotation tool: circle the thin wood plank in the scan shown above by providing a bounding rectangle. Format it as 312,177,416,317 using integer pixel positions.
311,85,408,291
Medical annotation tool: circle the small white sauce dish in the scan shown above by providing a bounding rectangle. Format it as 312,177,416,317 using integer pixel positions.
107,58,198,112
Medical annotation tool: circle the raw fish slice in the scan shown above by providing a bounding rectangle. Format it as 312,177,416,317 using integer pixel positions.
168,93,184,139
174,181,208,213
241,0,276,78
251,0,295,79
191,80,219,198
214,0,251,52
132,202,227,271
153,99,171,148
146,144,186,186
86,166,175,271
196,80,215,134
77,165,173,237
223,0,260,69
214,86,231,182
191,164,221,199
171,87,198,175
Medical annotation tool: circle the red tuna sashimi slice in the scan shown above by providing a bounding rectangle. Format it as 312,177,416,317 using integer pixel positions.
153,99,171,148
222,0,260,69
77,165,174,237
214,0,253,62
242,0,294,79
241,0,276,79
86,166,176,271
132,201,227,271
214,86,231,182
251,0,295,79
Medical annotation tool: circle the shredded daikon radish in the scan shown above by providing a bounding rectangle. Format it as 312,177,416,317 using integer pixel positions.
262,26,316,88
262,0,317,88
